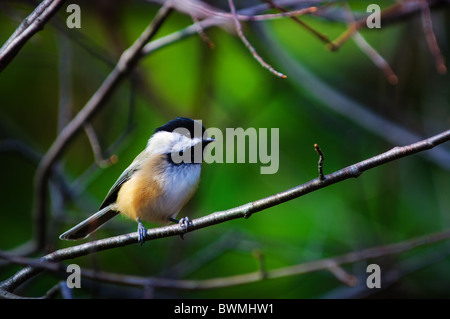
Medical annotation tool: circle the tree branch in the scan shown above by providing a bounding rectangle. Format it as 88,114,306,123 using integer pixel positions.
314,143,325,181
420,0,447,74
2,226,450,295
228,0,286,78
264,0,333,47
0,0,67,73
1,130,449,294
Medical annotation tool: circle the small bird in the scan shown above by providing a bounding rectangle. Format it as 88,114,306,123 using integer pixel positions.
59,117,214,244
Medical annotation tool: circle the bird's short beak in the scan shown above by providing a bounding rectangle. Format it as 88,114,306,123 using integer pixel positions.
202,137,215,146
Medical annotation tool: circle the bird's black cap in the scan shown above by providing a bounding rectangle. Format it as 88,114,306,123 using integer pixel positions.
154,117,206,138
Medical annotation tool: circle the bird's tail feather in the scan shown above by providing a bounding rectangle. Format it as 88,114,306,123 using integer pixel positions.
59,205,120,240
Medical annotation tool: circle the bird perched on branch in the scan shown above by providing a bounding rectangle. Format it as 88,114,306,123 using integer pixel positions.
59,117,214,244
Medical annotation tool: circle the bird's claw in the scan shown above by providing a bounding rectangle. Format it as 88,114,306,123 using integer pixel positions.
137,218,146,246
179,216,191,230
171,217,192,239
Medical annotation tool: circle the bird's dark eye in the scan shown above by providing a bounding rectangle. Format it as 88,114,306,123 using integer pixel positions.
179,150,184,156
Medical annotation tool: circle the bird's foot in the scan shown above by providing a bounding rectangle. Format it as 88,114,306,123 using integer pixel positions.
137,218,146,245
170,217,192,239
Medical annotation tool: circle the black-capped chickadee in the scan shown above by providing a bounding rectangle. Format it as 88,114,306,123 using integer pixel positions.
59,117,214,244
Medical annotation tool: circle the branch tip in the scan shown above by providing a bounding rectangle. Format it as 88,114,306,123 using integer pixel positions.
228,0,286,79
252,249,267,279
388,74,399,85
314,143,325,181
327,263,358,287
265,0,333,47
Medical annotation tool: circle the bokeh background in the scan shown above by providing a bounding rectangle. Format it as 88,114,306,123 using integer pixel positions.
0,0,449,298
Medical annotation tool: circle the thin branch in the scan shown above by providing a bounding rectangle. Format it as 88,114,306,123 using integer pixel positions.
83,123,105,166
0,251,64,274
191,15,215,49
160,231,242,278
141,2,317,57
1,130,449,294
0,0,67,73
83,123,117,168
326,261,358,287
83,229,450,288
161,0,319,22
228,0,287,78
314,143,325,181
239,7,318,22
29,3,173,253
340,4,398,85
252,249,267,279
3,227,450,294
329,2,405,51
420,0,447,74
352,32,399,84
264,0,333,48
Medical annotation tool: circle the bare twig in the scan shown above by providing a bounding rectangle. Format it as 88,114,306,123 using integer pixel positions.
326,261,358,287
264,0,333,48
0,0,67,73
340,4,398,85
239,7,318,22
420,0,447,74
3,227,450,295
160,0,319,22
1,130,449,294
160,231,242,278
314,143,325,181
252,249,267,279
191,15,215,48
329,2,405,51
228,0,286,78
0,250,63,273
352,32,399,85
83,123,118,168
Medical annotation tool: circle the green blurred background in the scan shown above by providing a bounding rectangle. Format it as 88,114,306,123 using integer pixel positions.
0,0,450,298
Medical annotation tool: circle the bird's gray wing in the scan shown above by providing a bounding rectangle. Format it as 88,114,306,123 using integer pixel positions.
99,154,143,209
